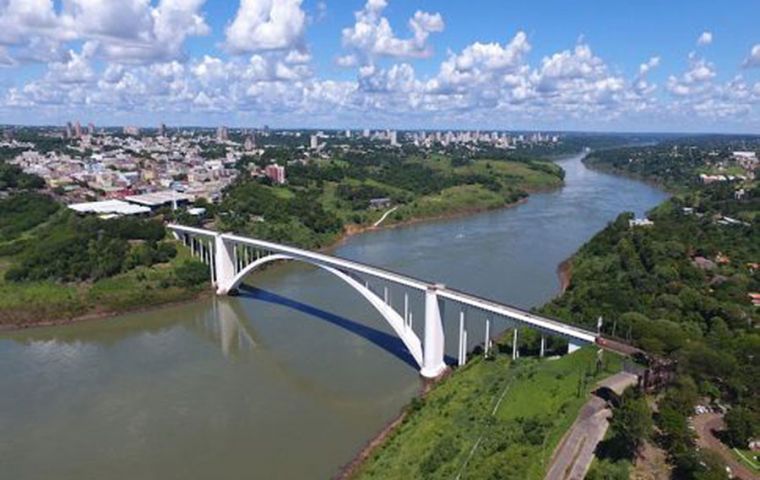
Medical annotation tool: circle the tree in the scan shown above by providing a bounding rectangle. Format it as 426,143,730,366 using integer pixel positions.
609,388,652,456
586,459,629,480
724,407,757,448
174,260,209,287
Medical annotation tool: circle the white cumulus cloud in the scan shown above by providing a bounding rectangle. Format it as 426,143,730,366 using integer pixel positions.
697,31,712,46
340,0,444,63
225,0,306,53
743,44,760,68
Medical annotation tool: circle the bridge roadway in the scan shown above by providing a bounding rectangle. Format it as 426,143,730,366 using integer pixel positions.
168,224,598,378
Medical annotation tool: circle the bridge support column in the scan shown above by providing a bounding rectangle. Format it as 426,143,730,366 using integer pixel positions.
214,234,237,295
458,309,467,366
512,328,519,360
567,341,580,354
540,334,546,358
420,285,446,379
484,317,491,357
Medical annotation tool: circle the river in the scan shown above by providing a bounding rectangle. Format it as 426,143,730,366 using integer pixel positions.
0,154,667,479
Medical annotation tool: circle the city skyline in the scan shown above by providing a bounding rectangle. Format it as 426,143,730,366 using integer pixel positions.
0,1,759,133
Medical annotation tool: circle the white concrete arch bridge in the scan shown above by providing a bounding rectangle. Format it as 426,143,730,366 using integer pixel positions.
169,224,598,379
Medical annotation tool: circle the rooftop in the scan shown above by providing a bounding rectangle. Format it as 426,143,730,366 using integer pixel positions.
68,199,151,216
124,190,194,207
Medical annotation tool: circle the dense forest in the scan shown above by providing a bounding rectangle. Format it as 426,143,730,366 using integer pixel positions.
541,143,759,478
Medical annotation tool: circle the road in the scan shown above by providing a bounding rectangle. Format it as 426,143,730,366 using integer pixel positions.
693,412,757,480
373,206,398,227
545,372,638,480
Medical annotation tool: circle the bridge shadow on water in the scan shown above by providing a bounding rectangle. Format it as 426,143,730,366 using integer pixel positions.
237,285,451,371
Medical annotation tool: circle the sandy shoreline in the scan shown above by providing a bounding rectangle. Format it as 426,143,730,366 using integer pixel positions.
557,257,573,293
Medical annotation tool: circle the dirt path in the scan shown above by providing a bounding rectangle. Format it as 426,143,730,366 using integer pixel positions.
372,206,398,227
693,413,757,480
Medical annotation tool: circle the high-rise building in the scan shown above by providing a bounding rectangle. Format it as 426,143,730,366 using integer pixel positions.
65,122,73,139
362,128,370,138
216,126,229,142
244,135,256,151
264,164,286,184
310,134,319,150
158,123,167,137
73,121,82,139
87,123,95,135
389,130,398,146
345,129,351,138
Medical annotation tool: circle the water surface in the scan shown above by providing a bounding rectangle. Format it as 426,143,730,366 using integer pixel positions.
0,154,667,479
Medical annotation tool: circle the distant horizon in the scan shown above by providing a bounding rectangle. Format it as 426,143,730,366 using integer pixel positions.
4,123,760,137
1,0,759,133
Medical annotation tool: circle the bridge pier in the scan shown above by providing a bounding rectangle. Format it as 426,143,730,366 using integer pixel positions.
214,234,237,295
420,285,446,379
169,225,598,378
512,328,519,360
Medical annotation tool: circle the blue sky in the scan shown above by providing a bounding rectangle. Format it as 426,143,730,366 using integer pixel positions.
0,0,759,132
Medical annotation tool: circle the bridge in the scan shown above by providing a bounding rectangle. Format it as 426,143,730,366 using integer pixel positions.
168,224,598,378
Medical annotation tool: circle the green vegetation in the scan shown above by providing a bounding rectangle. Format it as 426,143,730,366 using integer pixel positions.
0,192,59,242
220,151,563,248
356,137,758,479
561,139,759,477
584,135,760,191
0,250,208,325
0,189,209,326
355,346,621,480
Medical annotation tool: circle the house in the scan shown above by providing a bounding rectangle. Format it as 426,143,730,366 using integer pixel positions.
749,293,760,307
629,218,654,227
369,197,392,210
692,256,717,270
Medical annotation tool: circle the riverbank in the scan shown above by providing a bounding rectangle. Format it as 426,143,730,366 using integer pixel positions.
349,347,623,479
0,150,675,479
557,257,573,293
335,195,531,248
0,287,211,332
0,246,211,330
0,167,563,332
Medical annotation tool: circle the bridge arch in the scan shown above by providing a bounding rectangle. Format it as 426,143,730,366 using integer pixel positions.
223,253,424,368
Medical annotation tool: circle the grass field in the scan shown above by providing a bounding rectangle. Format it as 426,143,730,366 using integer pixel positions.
354,345,621,480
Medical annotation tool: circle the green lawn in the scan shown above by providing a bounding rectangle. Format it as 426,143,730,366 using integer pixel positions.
355,345,621,480
732,448,760,473
391,184,506,224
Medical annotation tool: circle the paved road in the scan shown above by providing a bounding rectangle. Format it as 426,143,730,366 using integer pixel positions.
693,413,757,480
545,372,639,480
545,396,611,480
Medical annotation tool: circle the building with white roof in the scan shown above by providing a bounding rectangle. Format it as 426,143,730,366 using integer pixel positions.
124,190,194,210
68,199,151,216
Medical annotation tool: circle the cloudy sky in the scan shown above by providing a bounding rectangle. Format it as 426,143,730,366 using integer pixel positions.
0,0,759,132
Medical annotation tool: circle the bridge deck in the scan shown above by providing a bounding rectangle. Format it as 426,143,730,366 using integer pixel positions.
168,224,597,344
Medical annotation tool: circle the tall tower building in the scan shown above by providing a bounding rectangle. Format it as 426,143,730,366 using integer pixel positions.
216,126,229,142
